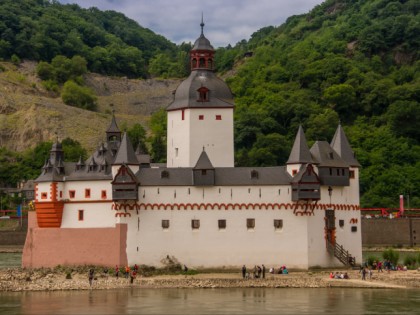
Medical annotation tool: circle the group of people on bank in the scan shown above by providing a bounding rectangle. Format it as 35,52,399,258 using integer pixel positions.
241,265,289,279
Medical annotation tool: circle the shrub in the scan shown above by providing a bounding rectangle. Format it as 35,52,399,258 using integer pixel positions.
382,248,399,266
42,79,59,93
66,272,72,279
61,80,97,111
366,255,380,267
403,255,417,268
11,54,20,65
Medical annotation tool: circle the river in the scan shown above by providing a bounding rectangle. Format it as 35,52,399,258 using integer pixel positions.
1,287,419,315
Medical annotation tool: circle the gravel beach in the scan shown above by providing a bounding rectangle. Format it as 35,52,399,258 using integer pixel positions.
1,268,419,292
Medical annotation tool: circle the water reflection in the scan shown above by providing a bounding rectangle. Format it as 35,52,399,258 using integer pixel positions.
1,288,419,315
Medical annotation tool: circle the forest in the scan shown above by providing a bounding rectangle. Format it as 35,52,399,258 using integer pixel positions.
0,0,419,208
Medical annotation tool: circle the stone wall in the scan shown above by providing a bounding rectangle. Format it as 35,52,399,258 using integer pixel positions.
22,212,128,268
362,218,420,247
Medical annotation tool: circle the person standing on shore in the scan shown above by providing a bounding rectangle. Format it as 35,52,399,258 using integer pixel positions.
262,264,266,279
88,269,94,288
242,265,246,279
115,265,119,278
130,270,137,284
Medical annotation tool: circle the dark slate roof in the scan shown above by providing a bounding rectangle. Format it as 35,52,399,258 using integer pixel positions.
36,162,75,182
65,142,115,181
166,70,234,111
136,166,291,186
194,150,214,169
106,114,120,133
113,132,139,165
330,124,361,167
310,141,349,168
287,125,313,164
192,33,214,51
192,18,214,51
135,144,151,164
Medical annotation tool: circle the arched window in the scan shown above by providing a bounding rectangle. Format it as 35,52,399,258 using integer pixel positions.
192,58,197,68
197,86,210,102
199,58,205,67
208,59,213,69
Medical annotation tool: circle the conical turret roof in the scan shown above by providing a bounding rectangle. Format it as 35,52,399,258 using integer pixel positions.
287,125,314,164
194,149,214,170
330,124,361,167
113,132,139,165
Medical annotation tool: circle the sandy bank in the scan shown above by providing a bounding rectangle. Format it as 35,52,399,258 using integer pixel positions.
1,268,419,292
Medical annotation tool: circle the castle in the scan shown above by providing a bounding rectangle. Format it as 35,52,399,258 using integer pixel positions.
22,22,362,270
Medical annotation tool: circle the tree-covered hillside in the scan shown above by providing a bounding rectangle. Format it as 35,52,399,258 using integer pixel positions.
0,0,418,209
0,0,178,77
218,0,420,208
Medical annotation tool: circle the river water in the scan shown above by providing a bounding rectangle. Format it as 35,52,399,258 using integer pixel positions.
1,288,419,315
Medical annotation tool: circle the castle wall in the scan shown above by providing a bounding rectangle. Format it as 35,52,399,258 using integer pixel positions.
22,212,127,268
114,184,361,269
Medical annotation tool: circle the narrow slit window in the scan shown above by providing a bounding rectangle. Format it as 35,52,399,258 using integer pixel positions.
101,190,107,199
78,210,84,221
85,189,91,198
69,190,75,198
218,219,226,229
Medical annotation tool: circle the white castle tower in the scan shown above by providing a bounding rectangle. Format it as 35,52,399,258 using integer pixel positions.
166,18,234,168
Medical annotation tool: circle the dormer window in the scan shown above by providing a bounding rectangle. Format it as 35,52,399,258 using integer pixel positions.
197,86,209,102
251,170,259,179
161,170,169,179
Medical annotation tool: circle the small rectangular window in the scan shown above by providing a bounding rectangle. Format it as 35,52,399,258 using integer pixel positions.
218,219,226,229
78,210,84,221
351,226,357,232
201,170,207,175
292,169,297,176
274,219,283,230
199,115,204,120
175,148,178,157
41,192,47,199
182,110,185,121
59,191,63,198
341,169,345,176
85,189,91,198
349,170,355,179
162,220,170,229
192,219,200,229
101,190,107,199
215,115,222,120
247,218,255,229
69,190,75,198
339,219,344,228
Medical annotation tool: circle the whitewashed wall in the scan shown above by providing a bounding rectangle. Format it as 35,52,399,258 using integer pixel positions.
167,108,234,168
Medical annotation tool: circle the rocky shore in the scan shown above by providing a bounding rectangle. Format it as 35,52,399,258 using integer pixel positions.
1,268,419,292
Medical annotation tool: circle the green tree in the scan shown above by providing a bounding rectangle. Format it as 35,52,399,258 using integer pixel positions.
61,80,97,110
127,123,148,154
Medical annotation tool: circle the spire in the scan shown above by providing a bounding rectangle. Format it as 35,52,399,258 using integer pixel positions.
194,148,214,170
287,125,313,164
200,12,204,35
106,113,120,133
113,132,139,165
330,124,361,167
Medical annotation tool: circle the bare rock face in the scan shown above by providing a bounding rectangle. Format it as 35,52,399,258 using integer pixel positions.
0,61,181,153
